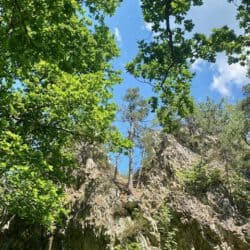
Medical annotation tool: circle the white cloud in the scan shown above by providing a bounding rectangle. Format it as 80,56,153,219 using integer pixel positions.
142,21,166,38
211,54,248,96
114,27,122,43
188,2,247,97
191,59,206,72
144,22,153,32
188,0,241,35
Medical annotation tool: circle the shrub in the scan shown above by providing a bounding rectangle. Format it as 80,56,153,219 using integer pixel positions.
115,242,141,250
155,205,177,250
177,163,222,194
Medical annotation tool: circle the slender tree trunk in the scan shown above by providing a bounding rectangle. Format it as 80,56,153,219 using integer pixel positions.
225,161,232,196
136,150,145,188
128,148,134,194
114,154,119,181
127,117,135,194
46,235,54,250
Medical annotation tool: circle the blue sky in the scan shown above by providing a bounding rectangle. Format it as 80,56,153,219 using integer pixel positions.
105,0,249,174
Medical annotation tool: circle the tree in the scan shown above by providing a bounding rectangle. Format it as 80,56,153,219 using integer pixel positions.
217,104,247,194
189,99,248,166
127,0,249,131
0,0,124,228
192,98,228,135
113,153,120,181
122,88,149,194
185,98,249,212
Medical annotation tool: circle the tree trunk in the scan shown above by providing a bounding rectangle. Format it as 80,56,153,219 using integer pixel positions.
114,154,119,181
136,150,145,189
46,235,54,250
127,117,135,194
127,148,134,194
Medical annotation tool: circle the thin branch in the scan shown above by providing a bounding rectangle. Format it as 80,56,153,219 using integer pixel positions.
134,77,155,87
159,0,175,87
165,0,175,60
160,61,175,86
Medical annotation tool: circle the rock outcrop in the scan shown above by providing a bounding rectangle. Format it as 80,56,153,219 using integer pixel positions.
1,133,249,249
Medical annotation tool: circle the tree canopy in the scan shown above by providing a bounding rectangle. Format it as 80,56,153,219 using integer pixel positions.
0,0,125,228
127,0,249,131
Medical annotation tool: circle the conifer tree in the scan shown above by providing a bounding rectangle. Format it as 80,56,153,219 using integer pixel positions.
122,88,149,194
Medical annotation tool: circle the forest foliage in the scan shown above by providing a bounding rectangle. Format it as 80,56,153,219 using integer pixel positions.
0,0,126,228
176,97,250,216
127,0,249,131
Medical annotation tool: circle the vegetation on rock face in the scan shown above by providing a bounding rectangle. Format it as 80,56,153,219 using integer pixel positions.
176,97,250,216
155,205,177,250
177,164,222,194
114,242,141,250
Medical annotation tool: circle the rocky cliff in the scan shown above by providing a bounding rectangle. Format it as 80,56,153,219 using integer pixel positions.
1,133,249,250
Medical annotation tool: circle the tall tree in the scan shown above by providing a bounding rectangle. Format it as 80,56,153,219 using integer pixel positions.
122,88,149,194
0,0,124,228
127,0,249,131
189,99,249,207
